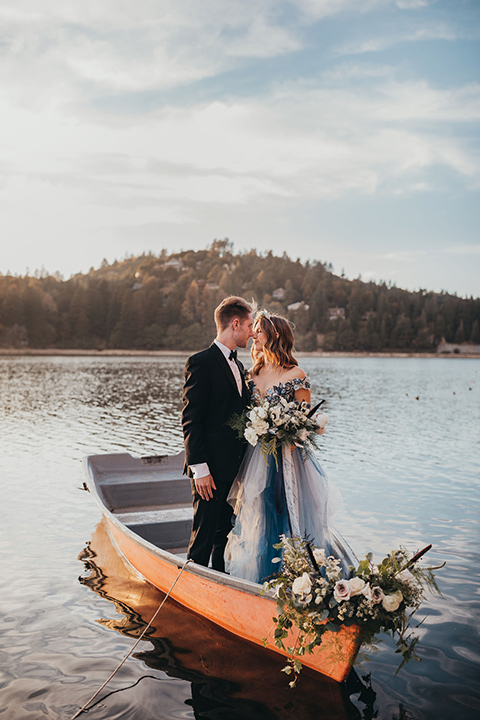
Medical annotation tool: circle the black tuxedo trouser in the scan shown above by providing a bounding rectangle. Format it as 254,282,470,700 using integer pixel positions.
187,479,234,572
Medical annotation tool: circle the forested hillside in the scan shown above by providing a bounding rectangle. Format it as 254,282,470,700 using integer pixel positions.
1,240,479,352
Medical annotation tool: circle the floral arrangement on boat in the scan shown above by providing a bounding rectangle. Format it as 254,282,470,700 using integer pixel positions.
229,397,329,459
263,536,443,686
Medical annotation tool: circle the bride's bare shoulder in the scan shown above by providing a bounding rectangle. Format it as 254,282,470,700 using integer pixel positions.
283,366,306,380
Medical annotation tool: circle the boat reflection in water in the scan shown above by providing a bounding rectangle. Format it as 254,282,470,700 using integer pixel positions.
79,519,376,720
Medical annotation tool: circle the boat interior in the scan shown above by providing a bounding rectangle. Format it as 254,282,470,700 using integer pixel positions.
86,451,193,554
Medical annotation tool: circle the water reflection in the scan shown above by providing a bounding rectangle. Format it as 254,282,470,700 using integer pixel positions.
1,355,479,719
79,519,374,720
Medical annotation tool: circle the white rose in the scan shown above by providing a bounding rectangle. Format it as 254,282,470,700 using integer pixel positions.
296,428,308,442
363,584,384,604
244,427,258,446
333,580,351,603
292,572,312,597
396,570,415,590
348,577,367,596
257,406,268,419
382,590,403,612
251,418,269,435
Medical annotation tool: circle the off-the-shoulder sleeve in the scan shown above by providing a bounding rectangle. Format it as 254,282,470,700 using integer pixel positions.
292,376,311,391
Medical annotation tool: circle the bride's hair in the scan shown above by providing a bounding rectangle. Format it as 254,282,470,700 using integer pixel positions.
251,310,298,375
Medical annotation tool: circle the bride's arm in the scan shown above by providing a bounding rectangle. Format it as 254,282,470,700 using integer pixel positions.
293,368,311,405
295,386,311,404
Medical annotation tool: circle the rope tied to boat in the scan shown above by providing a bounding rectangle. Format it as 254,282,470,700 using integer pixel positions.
71,558,192,719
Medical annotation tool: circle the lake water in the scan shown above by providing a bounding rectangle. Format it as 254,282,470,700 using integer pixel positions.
0,355,479,720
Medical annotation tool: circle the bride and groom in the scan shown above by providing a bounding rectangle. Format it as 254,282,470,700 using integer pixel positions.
182,295,352,583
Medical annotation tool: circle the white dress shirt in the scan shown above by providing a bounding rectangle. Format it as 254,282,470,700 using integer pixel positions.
190,340,243,481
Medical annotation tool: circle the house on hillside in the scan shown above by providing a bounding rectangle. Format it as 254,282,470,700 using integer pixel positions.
288,301,310,312
328,307,345,321
437,340,480,355
164,258,184,270
272,287,286,300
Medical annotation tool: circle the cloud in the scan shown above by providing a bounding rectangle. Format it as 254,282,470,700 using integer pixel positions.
295,0,382,20
441,245,480,256
395,0,430,9
337,22,462,56
373,81,480,124
323,63,396,82
392,181,432,195
0,0,478,296
382,250,427,263
0,0,304,99
2,71,479,224
4,0,458,104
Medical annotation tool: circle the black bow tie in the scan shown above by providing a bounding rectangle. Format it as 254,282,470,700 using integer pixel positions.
229,349,237,362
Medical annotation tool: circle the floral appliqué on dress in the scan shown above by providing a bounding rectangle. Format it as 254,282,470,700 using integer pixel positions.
248,376,311,405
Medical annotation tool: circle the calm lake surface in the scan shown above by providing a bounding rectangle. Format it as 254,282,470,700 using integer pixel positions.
0,355,479,720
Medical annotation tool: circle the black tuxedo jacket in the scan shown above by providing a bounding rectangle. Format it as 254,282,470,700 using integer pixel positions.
182,343,249,485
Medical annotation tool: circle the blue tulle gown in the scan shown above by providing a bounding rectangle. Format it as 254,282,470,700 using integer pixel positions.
224,377,354,583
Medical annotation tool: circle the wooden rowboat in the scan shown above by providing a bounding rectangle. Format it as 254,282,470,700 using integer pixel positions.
79,518,367,720
83,450,360,683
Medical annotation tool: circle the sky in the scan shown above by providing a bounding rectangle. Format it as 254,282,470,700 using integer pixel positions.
1,0,479,297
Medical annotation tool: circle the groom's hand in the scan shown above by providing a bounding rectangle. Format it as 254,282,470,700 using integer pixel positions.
195,474,216,501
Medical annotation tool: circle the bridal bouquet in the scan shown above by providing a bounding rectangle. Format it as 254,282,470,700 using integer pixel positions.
229,398,329,459
263,536,443,686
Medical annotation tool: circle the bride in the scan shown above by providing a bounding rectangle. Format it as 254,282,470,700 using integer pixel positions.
225,310,354,583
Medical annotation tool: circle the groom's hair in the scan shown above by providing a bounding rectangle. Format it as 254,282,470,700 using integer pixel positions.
215,296,253,331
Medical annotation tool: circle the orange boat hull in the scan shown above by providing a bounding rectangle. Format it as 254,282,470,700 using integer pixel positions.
107,518,360,682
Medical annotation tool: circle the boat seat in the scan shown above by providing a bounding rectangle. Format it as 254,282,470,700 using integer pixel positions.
100,477,192,513
116,507,193,550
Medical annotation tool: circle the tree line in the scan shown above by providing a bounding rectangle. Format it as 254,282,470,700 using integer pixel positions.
0,240,479,352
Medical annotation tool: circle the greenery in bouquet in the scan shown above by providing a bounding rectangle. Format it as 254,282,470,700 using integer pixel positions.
262,536,443,687
228,397,328,462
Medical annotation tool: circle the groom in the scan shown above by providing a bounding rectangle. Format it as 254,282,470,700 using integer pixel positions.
182,296,254,572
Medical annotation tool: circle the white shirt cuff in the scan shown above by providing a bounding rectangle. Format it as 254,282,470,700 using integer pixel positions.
190,462,210,479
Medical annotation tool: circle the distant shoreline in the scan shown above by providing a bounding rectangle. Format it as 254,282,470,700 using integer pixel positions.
1,348,479,359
